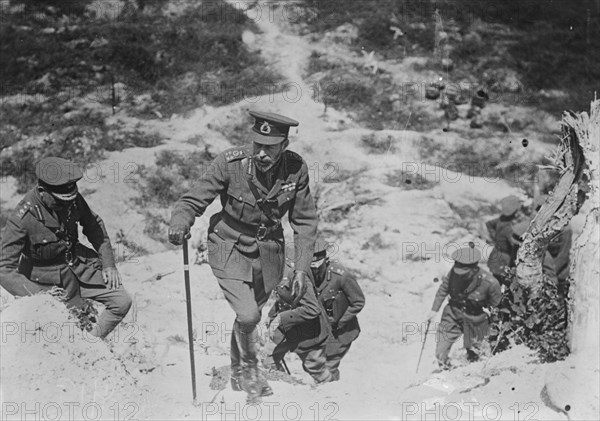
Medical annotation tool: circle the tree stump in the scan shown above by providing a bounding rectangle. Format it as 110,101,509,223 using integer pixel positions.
516,99,599,419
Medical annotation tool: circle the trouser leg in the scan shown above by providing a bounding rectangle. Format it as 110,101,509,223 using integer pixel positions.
298,346,332,383
79,284,132,339
325,338,352,381
218,259,274,397
463,313,489,361
435,306,463,367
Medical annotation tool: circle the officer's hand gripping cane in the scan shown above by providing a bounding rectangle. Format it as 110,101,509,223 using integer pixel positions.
182,238,198,403
416,320,431,374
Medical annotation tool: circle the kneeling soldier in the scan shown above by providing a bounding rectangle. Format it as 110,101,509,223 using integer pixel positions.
427,245,502,368
0,157,132,338
265,275,332,384
311,240,365,381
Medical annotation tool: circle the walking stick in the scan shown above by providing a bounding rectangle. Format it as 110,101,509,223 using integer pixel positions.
416,320,431,373
280,356,291,375
182,238,197,402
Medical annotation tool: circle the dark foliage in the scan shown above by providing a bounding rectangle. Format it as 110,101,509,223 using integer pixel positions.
488,268,570,363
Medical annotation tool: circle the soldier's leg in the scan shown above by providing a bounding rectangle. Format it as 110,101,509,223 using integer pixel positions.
80,283,132,339
218,259,271,397
325,338,352,381
297,346,332,384
463,314,489,362
435,306,463,368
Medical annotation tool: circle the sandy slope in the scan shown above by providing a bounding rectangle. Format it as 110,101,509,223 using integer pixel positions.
0,1,581,420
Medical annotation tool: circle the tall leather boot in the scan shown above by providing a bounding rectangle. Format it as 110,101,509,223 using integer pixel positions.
230,323,243,391
230,321,273,396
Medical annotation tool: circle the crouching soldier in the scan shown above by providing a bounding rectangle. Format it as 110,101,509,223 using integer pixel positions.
0,157,132,338
265,275,332,384
426,246,502,368
311,240,365,381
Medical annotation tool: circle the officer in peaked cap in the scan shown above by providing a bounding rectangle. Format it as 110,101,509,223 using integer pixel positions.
486,195,524,285
427,243,501,368
0,157,132,338
168,109,318,400
310,237,365,381
264,268,332,384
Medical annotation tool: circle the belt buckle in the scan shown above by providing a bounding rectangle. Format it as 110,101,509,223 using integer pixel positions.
256,225,267,241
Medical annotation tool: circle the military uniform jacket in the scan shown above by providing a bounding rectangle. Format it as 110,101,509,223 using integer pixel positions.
170,146,318,292
268,271,329,353
312,262,365,345
486,217,515,276
432,267,502,316
547,226,572,283
0,187,115,297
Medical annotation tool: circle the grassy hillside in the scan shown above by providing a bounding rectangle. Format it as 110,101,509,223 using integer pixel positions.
301,0,599,115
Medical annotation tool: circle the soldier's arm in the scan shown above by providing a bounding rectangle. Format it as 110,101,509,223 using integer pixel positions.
287,159,318,274
170,155,229,228
338,272,365,325
487,277,503,308
431,274,450,311
77,195,116,268
278,283,321,331
0,215,36,296
486,218,498,242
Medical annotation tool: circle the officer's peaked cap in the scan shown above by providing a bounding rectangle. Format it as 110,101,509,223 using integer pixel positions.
248,110,299,145
451,244,481,274
36,157,83,186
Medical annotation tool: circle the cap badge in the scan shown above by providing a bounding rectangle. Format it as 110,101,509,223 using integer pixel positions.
259,122,272,134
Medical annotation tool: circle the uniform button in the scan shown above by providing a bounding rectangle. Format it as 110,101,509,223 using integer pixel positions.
239,196,243,200
43,239,47,243
215,229,219,233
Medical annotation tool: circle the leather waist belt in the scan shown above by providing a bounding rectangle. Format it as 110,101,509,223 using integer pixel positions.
449,299,484,316
31,256,69,267
221,212,282,241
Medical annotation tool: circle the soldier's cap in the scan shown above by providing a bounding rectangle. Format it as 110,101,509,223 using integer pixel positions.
451,245,481,274
248,110,299,145
312,237,329,262
512,220,531,242
500,195,521,216
36,157,83,201
275,283,294,306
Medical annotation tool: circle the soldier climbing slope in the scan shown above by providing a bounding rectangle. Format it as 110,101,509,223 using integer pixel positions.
168,110,318,400
310,239,365,381
426,245,502,368
264,271,332,384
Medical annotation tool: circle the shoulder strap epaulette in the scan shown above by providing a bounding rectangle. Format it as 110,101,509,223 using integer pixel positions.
15,200,32,219
223,146,250,162
329,264,345,276
285,150,303,162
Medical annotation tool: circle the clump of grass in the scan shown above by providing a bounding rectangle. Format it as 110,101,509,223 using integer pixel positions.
384,169,438,190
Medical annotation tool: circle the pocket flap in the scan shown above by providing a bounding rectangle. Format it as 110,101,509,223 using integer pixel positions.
30,232,59,245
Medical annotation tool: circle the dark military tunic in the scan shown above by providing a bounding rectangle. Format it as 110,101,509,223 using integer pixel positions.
170,146,318,292
0,187,115,300
486,216,515,280
432,267,502,362
312,262,365,345
268,273,329,353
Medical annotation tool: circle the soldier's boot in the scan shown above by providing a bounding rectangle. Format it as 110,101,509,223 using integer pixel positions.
234,323,262,400
230,324,273,396
329,369,340,382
